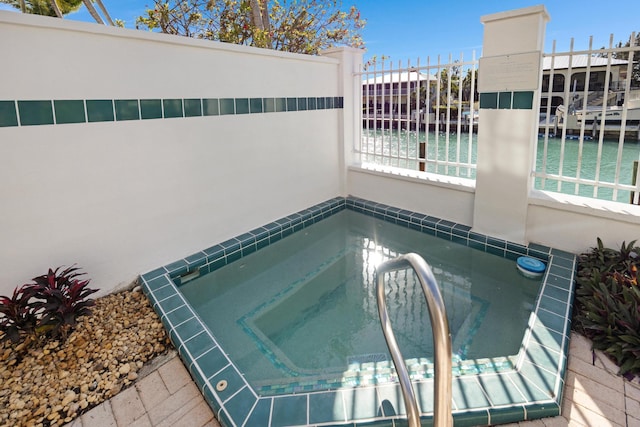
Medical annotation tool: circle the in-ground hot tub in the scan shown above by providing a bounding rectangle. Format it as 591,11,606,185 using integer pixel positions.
141,196,576,426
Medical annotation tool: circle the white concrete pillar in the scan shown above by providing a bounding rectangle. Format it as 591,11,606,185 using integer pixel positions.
321,47,364,196
472,5,550,244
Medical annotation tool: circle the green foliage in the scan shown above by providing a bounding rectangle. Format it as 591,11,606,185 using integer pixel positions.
0,266,98,346
136,0,366,55
574,239,640,377
0,0,82,17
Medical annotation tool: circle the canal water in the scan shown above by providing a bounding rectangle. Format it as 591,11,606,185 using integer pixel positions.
361,129,640,203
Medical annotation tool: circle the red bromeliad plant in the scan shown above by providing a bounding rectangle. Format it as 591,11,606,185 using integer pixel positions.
0,285,41,344
0,266,98,345
25,266,98,340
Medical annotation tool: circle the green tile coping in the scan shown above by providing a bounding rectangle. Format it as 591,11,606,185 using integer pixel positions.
139,195,574,426
1,97,343,127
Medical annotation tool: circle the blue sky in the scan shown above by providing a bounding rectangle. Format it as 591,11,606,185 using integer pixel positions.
3,0,639,61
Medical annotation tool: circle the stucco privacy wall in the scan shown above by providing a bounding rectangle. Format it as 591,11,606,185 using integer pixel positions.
0,11,343,295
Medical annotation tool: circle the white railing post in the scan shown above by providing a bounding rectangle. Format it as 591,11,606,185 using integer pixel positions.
473,5,550,244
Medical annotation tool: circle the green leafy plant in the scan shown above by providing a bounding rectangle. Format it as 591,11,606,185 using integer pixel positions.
574,239,640,378
0,266,98,345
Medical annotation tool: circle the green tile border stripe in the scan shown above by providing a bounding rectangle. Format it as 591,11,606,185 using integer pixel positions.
0,96,344,127
139,196,575,426
479,91,534,110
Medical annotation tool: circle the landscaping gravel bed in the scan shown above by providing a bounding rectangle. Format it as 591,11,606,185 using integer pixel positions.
0,287,171,427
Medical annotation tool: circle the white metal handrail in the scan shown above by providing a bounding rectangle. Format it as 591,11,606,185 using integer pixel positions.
375,253,453,427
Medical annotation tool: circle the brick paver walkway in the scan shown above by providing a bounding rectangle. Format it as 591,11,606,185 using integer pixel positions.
65,354,218,427
66,332,639,427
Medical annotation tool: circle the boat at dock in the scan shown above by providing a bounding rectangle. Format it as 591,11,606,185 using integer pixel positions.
551,92,640,141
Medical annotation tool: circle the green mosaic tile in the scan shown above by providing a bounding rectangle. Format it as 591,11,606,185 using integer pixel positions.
452,410,489,426
86,100,114,122
164,305,193,326
54,100,85,124
524,402,560,419
550,255,574,270
309,392,346,424
524,342,561,373
271,395,307,427
183,331,216,359
0,101,18,127
308,97,317,110
209,365,246,402
275,97,286,112
342,387,380,420
286,97,297,111
327,96,335,108
151,282,175,302
203,98,219,116
145,274,170,291
224,387,257,426
220,98,235,115
519,361,558,400
18,100,54,126
173,317,203,341
140,99,162,119
503,372,550,402
499,91,512,109
250,98,263,113
479,92,498,109
535,308,566,334
235,98,249,114
539,295,568,316
478,374,526,405
163,99,183,118
114,99,140,121
159,294,185,313
375,384,406,416
184,98,202,117
195,346,228,378
297,97,307,110
529,324,564,353
452,377,491,409
244,399,272,426
317,97,326,109
489,406,525,425
263,98,275,113
513,91,534,109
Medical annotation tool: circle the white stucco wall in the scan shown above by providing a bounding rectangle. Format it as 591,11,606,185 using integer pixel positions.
0,12,344,295
347,167,476,226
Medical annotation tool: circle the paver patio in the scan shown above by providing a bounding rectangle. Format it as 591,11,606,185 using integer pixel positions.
65,332,639,427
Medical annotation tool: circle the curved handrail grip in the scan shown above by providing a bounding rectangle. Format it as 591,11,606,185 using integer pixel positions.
375,253,453,427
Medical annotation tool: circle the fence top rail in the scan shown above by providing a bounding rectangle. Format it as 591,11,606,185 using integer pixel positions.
355,58,478,79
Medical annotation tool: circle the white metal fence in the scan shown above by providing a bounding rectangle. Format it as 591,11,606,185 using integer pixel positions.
356,54,479,179
356,34,640,205
537,33,640,204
